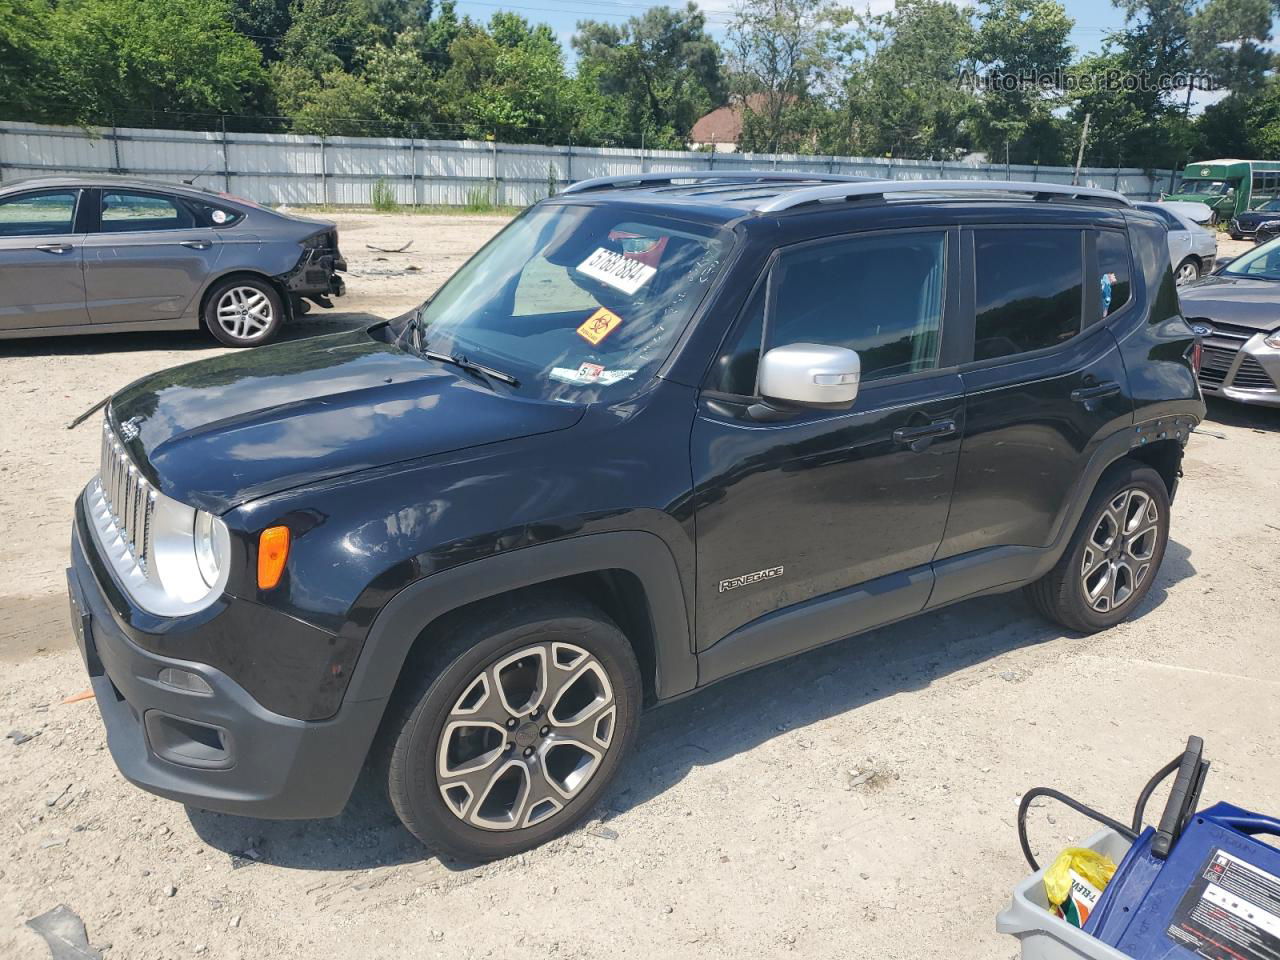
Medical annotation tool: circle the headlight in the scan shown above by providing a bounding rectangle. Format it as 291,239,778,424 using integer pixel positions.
1265,329,1280,349
193,510,227,587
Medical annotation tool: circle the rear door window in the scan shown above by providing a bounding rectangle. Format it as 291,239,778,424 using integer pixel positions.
973,228,1084,361
99,191,195,233
0,190,79,237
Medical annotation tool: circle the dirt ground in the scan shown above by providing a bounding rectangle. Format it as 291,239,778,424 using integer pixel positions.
2,215,1278,960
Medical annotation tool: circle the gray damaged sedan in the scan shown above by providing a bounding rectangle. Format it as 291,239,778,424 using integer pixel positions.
1179,239,1280,407
0,176,345,347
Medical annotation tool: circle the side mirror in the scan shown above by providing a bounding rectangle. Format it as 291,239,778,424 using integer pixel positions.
758,342,861,410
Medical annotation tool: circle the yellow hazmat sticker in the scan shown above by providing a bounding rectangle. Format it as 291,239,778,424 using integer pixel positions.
577,307,623,345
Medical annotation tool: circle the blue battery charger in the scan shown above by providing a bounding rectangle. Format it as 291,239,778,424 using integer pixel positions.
1020,737,1280,960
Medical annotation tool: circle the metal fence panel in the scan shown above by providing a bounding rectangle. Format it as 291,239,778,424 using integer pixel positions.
0,120,1176,206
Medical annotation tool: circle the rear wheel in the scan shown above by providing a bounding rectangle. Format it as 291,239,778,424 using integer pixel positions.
1175,258,1200,285
204,277,284,347
1025,463,1170,634
383,594,641,861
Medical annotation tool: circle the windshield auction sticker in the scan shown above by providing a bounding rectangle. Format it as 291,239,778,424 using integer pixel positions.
576,248,657,296
577,307,623,345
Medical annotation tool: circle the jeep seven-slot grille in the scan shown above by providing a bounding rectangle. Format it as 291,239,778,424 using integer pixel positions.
100,420,155,572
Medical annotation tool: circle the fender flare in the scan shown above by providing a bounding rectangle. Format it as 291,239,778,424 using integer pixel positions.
342,531,697,705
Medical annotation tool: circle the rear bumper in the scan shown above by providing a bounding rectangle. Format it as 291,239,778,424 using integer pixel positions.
68,520,385,819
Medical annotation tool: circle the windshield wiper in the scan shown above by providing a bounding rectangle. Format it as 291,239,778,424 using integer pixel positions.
422,346,520,387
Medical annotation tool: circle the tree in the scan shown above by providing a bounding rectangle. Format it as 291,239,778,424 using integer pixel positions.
835,0,977,158
969,0,1074,164
0,0,54,119
279,0,381,74
271,63,381,135
726,0,843,152
231,0,294,61
573,4,726,148
42,0,266,126
437,16,576,143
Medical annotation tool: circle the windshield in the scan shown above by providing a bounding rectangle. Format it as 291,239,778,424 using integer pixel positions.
403,204,732,402
1260,199,1280,211
1178,179,1231,195
1222,238,1280,280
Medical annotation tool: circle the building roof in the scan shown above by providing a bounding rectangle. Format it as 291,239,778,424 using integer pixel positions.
689,94,773,146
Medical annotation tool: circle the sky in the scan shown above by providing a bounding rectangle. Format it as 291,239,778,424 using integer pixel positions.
449,0,1131,67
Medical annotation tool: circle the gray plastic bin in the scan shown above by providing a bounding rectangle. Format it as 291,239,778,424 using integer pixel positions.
995,828,1135,960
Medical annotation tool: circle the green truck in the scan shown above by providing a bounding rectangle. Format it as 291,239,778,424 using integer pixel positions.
1165,159,1280,224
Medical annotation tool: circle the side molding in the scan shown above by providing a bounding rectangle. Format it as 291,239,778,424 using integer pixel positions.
343,531,697,704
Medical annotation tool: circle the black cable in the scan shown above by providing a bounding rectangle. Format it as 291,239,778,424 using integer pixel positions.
1132,755,1183,834
1018,787,1140,872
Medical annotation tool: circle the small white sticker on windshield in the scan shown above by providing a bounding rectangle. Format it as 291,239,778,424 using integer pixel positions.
576,248,657,296
550,366,638,386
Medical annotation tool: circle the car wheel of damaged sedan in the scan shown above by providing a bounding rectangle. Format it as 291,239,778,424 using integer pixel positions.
382,594,641,862
204,277,284,347
1175,258,1200,285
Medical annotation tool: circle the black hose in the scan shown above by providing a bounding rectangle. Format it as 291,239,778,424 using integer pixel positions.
1132,755,1183,834
1018,786,1140,872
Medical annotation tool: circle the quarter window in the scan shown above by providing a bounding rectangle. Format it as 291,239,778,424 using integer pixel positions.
100,192,194,232
973,229,1083,361
1097,230,1131,319
0,191,78,237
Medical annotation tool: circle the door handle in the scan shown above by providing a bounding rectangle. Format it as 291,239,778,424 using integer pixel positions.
892,419,957,445
1070,382,1121,403
179,240,212,250
35,243,73,254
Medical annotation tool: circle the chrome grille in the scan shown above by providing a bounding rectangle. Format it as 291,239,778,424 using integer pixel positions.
99,420,155,573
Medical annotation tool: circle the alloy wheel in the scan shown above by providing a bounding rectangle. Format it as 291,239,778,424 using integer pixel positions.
1080,488,1160,613
1176,261,1199,285
435,641,617,831
215,286,274,341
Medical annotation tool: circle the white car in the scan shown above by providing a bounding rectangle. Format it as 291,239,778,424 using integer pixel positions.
1136,201,1219,284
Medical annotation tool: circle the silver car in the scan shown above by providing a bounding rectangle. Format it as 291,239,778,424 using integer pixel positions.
0,176,345,347
1135,201,1219,285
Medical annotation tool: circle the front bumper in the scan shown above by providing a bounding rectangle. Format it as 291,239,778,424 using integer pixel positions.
68,518,386,819
1197,332,1280,407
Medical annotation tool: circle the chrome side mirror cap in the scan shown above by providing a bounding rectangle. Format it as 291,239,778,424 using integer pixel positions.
758,342,861,409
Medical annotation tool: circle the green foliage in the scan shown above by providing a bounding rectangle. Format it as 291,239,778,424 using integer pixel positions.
727,0,844,153
464,186,495,211
574,4,726,148
834,0,979,158
2,0,1279,174
38,0,266,126
371,178,399,210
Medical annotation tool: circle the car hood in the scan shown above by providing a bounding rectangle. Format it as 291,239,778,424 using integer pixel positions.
1177,275,1280,332
107,326,585,513
1234,210,1280,225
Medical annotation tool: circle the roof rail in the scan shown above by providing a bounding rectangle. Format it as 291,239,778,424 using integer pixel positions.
560,171,871,195
752,178,1133,213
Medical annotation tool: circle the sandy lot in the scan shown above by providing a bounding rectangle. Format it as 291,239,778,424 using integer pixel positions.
2,216,1278,960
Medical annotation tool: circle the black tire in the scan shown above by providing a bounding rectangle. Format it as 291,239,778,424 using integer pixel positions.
203,276,285,347
1025,462,1170,634
1230,232,1243,241
382,592,641,862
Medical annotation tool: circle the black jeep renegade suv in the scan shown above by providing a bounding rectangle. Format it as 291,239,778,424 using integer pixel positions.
67,174,1205,861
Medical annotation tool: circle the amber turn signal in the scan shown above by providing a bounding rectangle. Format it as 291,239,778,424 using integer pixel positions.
257,526,291,590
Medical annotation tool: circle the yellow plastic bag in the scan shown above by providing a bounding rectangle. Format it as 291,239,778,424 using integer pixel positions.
1044,847,1117,928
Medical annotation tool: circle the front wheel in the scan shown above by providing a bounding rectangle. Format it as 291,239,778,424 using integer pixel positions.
1175,258,1200,285
204,277,284,347
384,594,641,861
1025,463,1170,634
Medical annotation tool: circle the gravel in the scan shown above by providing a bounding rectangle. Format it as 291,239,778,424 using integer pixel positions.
2,218,1278,959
